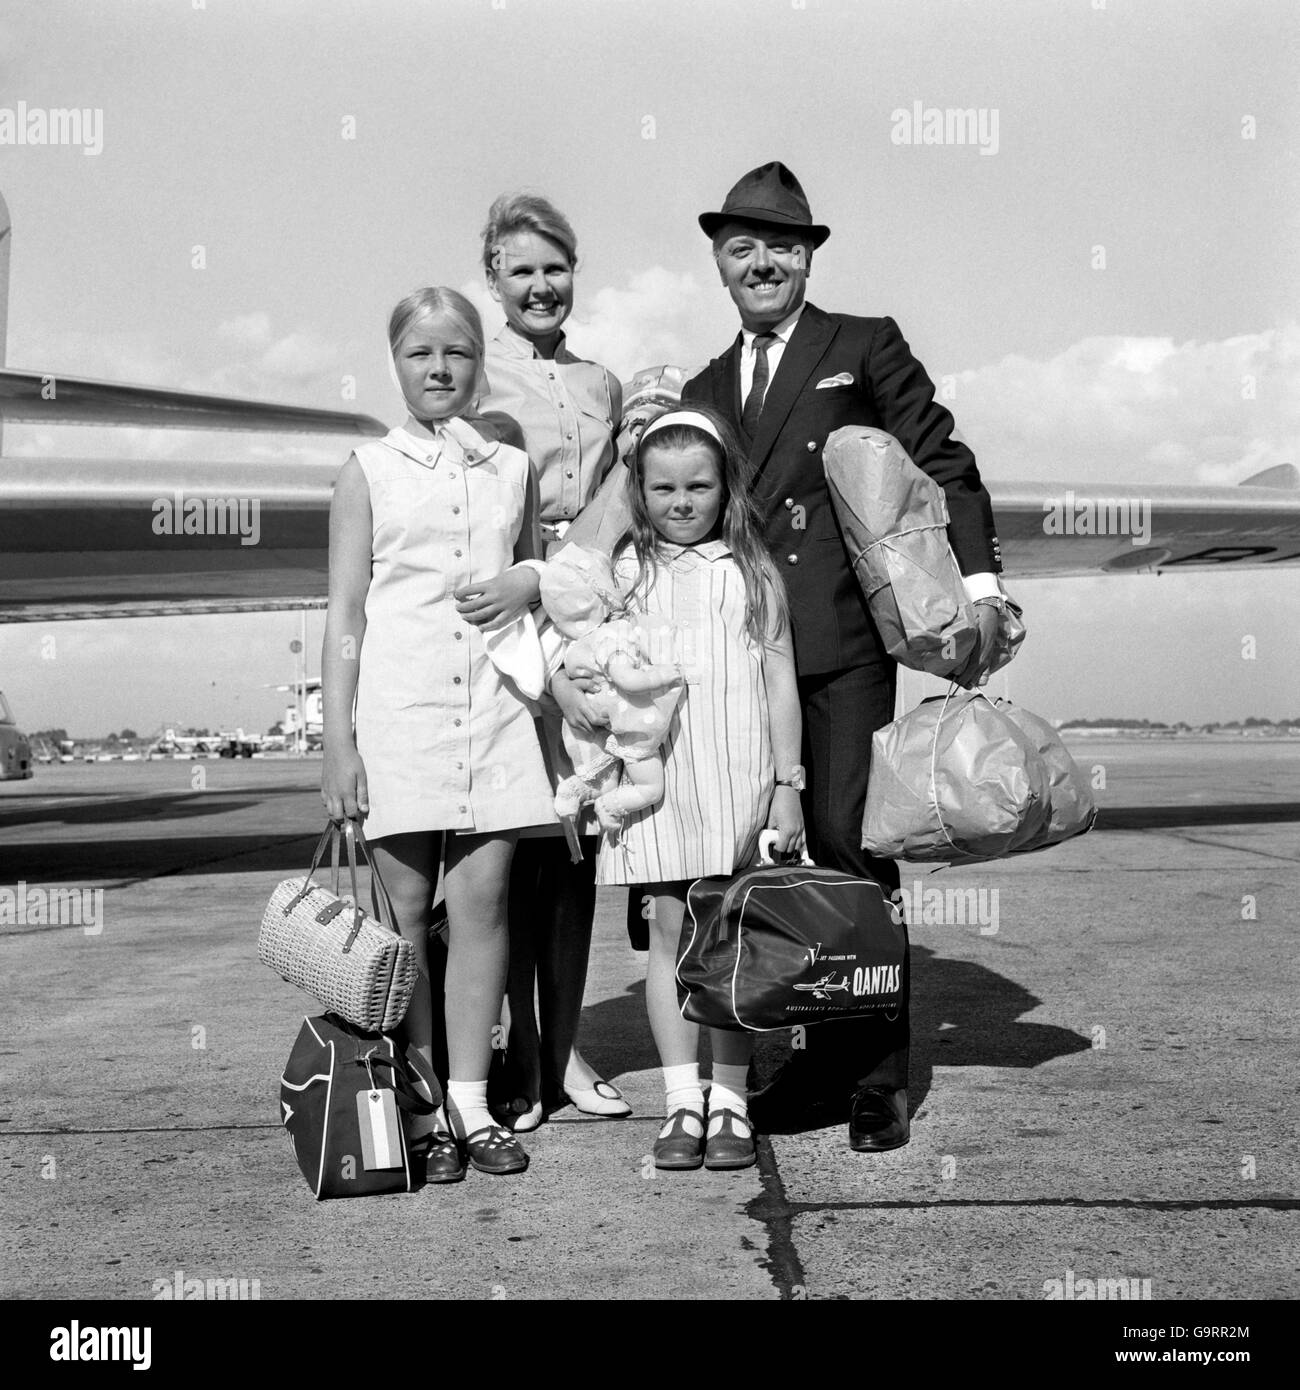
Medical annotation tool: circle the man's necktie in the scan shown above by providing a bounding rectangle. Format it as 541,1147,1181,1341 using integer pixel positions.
741,332,777,438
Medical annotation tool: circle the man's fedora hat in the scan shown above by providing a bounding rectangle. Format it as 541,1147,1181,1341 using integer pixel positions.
698,161,830,247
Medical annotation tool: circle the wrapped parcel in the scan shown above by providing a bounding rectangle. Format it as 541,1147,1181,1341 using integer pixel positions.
822,427,1024,679
993,702,1098,851
862,690,1094,864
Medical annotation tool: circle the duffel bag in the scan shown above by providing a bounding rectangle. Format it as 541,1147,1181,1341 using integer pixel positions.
280,1013,438,1200
675,835,906,1032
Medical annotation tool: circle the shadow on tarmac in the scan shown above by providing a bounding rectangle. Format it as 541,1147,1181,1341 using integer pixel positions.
738,944,1092,1130
0,830,319,883
0,788,297,829
1097,801,1300,829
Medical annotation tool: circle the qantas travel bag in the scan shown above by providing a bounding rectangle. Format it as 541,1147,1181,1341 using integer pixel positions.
675,835,906,1032
279,1013,438,1200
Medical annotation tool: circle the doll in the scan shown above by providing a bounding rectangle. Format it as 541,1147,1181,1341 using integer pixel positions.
540,545,685,850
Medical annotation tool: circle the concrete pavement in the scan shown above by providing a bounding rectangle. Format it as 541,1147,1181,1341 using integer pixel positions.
1,742,1296,1302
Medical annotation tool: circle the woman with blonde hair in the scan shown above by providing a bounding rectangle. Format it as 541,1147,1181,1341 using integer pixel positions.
478,193,630,1128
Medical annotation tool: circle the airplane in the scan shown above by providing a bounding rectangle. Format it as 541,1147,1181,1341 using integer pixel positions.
146,728,221,758
145,726,268,759
792,972,852,1001
2,189,1299,627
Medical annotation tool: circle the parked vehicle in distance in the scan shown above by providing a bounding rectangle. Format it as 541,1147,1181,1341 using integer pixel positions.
0,692,33,780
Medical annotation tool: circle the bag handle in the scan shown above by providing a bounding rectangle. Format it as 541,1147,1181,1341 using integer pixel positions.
360,1049,436,1116
757,829,815,867
283,823,339,914
283,820,400,943
342,819,398,930
338,819,400,950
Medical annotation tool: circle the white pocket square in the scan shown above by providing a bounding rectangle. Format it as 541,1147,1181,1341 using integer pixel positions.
815,373,854,389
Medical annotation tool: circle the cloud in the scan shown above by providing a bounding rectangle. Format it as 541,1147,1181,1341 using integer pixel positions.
565,268,711,381
949,325,1300,487
217,312,273,346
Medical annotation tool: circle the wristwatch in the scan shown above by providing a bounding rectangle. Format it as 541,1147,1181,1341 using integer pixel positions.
775,765,806,791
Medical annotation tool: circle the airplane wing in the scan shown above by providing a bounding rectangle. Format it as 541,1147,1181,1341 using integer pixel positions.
3,462,1299,623
0,370,386,620
987,466,1300,578
1,356,1297,622
0,369,387,435
0,455,337,621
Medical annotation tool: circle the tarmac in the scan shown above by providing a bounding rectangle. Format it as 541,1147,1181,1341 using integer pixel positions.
1,740,1297,1303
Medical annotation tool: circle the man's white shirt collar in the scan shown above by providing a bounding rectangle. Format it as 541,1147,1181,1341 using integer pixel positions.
741,303,806,352
739,304,806,400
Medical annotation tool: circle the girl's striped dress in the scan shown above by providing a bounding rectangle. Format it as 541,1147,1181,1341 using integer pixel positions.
596,539,773,886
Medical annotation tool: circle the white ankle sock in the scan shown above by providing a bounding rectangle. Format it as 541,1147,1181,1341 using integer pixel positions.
446,1079,493,1140
708,1063,751,1139
662,1063,704,1137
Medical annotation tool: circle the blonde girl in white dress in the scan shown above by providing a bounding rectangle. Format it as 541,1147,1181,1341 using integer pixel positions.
552,407,806,1172
321,288,554,1180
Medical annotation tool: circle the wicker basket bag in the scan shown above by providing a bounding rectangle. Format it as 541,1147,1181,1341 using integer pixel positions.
259,819,415,1033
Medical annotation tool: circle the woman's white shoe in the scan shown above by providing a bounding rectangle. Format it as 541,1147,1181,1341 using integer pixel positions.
558,1078,632,1118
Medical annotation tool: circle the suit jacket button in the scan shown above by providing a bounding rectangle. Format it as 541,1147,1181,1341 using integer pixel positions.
806,441,817,452
786,553,799,565
784,498,794,509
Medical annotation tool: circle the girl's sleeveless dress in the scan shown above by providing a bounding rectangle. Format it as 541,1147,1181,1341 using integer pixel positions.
351,424,555,840
596,540,773,886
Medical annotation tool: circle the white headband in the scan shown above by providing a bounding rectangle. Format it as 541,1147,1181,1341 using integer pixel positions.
639,409,725,449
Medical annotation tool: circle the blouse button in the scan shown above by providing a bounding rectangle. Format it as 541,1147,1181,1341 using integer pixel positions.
454,549,463,558
566,433,573,441
786,553,799,566
565,470,574,479
425,455,434,464
806,441,816,452
453,676,462,685
454,718,462,727
458,804,468,814
451,505,461,515
455,761,464,771
454,631,463,641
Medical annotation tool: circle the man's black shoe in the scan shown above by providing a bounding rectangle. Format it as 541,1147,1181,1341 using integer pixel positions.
748,1061,850,1134
849,1086,910,1152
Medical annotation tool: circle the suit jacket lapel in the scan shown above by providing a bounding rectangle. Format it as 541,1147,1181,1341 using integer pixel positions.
711,337,743,436
748,303,837,472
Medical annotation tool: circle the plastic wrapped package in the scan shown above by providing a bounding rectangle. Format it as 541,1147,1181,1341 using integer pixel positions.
861,689,1097,864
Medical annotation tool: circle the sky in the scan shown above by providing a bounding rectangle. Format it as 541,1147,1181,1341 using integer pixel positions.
1,0,1298,737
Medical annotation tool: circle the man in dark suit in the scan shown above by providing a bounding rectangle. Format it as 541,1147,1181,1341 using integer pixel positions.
683,161,1006,1151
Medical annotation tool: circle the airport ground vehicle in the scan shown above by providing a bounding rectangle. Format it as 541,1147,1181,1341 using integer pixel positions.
0,690,33,780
